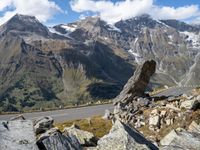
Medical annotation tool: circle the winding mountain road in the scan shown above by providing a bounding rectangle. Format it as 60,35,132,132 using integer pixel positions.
0,104,114,123
154,86,194,97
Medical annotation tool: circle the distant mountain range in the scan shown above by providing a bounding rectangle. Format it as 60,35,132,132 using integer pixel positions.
0,14,200,112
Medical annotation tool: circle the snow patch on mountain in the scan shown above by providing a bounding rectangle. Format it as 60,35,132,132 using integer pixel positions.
48,27,72,38
107,24,121,32
180,31,200,48
61,24,77,32
128,49,142,63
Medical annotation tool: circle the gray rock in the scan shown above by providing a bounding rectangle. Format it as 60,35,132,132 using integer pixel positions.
113,60,156,105
34,116,54,134
160,129,200,149
188,121,200,133
37,130,82,150
149,115,160,127
180,99,200,110
0,120,38,150
64,124,97,146
137,97,150,107
97,120,158,150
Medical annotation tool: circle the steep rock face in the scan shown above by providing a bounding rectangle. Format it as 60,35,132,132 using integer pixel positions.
113,60,156,105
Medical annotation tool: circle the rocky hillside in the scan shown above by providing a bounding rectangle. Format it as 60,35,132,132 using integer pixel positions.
1,14,200,112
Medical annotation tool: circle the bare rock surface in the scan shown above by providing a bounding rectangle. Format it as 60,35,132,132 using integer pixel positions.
112,60,156,124
0,120,38,150
113,60,156,105
34,116,54,135
64,124,97,146
37,128,81,150
188,121,200,133
160,129,200,149
97,120,158,150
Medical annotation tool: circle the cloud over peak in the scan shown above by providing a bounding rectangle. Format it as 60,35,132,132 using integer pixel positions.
70,0,200,24
0,0,62,25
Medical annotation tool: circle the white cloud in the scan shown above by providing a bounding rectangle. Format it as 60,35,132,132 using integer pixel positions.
0,0,62,25
70,0,200,24
151,5,199,20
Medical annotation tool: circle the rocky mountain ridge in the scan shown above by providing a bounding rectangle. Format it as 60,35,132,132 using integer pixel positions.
0,14,200,111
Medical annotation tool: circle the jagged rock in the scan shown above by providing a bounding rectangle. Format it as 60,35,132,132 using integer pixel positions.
113,60,156,105
37,130,81,150
160,110,167,117
97,120,158,150
149,115,160,127
34,116,54,134
0,120,38,150
137,97,150,107
165,118,174,126
165,104,180,111
188,121,200,133
10,114,26,121
180,99,200,110
64,124,97,146
151,109,159,115
160,129,200,149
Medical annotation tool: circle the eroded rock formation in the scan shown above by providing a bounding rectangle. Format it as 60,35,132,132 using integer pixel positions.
114,60,156,105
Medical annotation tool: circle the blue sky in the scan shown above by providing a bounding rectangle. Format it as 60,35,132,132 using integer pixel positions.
0,0,200,26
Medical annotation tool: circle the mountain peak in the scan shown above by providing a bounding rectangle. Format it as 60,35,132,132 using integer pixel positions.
0,14,50,37
11,14,39,24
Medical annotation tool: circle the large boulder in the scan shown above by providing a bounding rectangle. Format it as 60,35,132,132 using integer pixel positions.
0,120,38,150
37,128,81,150
97,120,158,150
113,60,156,105
34,116,54,134
160,129,200,149
64,124,97,146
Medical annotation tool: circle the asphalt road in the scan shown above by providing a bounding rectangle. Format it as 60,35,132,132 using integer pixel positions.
154,86,194,97
0,104,114,123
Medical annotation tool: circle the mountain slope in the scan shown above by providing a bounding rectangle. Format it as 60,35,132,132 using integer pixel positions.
1,14,200,112
0,14,134,112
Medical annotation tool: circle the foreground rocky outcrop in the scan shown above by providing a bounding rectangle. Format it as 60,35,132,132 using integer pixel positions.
64,124,97,146
97,120,158,150
34,116,54,134
160,129,200,149
113,60,156,105
37,128,81,150
112,60,156,123
0,120,38,150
